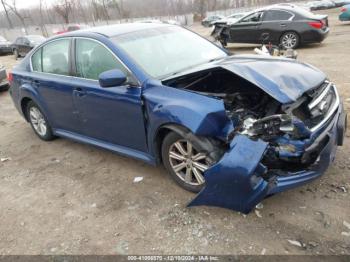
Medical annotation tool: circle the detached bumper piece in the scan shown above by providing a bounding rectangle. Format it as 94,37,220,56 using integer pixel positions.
189,105,346,214
188,135,269,214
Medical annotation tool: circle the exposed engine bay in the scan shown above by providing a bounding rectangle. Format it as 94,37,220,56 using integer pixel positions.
163,68,340,171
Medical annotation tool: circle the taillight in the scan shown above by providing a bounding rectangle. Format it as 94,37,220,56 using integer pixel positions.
308,21,323,29
341,7,347,12
7,71,13,83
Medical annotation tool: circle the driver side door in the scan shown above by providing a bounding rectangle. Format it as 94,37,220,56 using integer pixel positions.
70,38,148,153
228,11,264,44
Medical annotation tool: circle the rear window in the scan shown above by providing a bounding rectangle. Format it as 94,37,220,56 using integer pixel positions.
264,10,293,21
293,6,319,18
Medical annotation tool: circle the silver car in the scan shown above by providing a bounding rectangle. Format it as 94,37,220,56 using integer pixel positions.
0,64,9,91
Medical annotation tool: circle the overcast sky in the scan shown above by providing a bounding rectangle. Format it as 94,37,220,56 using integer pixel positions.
15,0,55,9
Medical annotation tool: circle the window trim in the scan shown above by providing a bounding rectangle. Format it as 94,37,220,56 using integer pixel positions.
72,37,140,86
30,36,140,87
30,37,73,77
239,11,264,23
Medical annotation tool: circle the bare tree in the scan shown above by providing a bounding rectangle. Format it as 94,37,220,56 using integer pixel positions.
54,0,73,24
0,0,13,28
198,0,207,18
111,0,125,19
4,0,28,33
38,0,48,36
76,0,88,24
101,0,109,23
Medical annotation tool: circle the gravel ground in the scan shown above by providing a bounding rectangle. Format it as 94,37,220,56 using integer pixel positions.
0,9,349,255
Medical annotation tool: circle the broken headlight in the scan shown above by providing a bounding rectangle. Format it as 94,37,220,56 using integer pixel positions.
241,114,295,139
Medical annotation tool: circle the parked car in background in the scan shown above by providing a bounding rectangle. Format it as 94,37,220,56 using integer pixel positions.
213,5,329,49
137,19,163,24
12,35,46,59
339,4,350,21
55,24,90,34
211,12,247,26
201,15,224,27
0,64,9,91
163,19,181,25
332,0,350,7
8,23,346,213
0,36,12,55
310,0,335,10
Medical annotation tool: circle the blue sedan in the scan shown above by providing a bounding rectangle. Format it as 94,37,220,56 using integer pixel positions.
8,23,346,213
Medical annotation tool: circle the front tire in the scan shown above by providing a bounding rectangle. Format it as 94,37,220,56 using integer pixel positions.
280,32,299,49
161,132,212,193
26,101,55,141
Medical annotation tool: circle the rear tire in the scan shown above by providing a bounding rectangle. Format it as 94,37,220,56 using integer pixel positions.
280,31,299,49
26,101,55,141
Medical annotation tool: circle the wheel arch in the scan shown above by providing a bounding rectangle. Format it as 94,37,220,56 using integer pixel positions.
153,123,225,165
279,30,301,48
20,97,32,121
153,123,191,164
18,83,52,125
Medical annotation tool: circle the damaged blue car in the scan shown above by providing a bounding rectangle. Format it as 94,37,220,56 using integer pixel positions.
8,23,347,213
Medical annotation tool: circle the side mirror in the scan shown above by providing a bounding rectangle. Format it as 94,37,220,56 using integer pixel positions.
99,69,127,88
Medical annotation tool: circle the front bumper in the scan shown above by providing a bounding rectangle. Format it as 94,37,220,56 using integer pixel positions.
189,103,346,213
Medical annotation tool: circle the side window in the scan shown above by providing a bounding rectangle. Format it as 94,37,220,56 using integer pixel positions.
241,12,263,23
31,48,42,72
264,10,293,21
75,38,128,81
42,39,70,76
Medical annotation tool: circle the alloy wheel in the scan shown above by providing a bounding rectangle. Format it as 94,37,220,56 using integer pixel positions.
168,139,210,186
29,106,47,137
281,33,298,49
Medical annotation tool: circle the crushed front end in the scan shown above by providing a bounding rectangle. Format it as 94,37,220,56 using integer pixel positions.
162,57,347,213
189,80,346,213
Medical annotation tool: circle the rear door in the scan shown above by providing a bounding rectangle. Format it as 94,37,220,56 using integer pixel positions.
228,11,264,43
30,38,80,133
259,9,294,44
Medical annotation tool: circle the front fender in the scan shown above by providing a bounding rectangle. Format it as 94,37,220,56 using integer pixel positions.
143,81,234,156
188,135,269,214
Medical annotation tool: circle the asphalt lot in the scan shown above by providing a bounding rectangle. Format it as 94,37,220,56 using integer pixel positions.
0,9,349,255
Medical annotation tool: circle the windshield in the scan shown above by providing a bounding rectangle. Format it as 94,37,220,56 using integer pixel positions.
27,35,45,43
112,26,227,78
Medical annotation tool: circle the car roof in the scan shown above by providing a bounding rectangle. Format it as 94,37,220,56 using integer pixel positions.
72,22,171,38
255,4,304,12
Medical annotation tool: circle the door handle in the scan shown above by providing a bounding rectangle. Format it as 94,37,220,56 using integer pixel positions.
280,23,286,27
32,79,40,84
73,87,86,97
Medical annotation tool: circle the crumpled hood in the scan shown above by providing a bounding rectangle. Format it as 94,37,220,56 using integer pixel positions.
218,55,327,104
